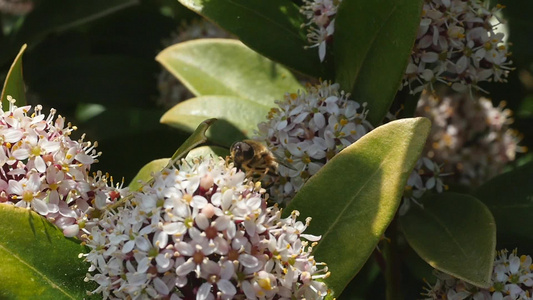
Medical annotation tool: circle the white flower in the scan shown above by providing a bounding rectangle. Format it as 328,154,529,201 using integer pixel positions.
301,0,341,62
256,81,372,203
415,90,523,187
0,96,124,238
403,0,512,95
83,158,330,300
0,0,33,15
423,249,533,300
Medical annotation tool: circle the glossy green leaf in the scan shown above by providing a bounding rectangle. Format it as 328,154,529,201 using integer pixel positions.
161,96,269,147
169,118,216,162
475,162,533,241
1,0,137,64
0,205,96,299
285,117,431,297
129,158,170,191
1,44,27,107
129,119,215,190
334,0,423,124
156,39,303,106
399,192,496,288
176,0,327,77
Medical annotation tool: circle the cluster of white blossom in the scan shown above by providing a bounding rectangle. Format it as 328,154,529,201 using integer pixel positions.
423,249,533,299
0,96,122,237
83,158,329,300
415,90,522,187
0,0,33,15
157,19,232,108
300,0,341,62
399,157,448,215
256,81,372,203
403,0,512,94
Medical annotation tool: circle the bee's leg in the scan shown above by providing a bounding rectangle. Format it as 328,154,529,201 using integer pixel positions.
256,168,269,182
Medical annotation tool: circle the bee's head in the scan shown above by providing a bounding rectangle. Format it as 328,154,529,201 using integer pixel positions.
230,141,255,165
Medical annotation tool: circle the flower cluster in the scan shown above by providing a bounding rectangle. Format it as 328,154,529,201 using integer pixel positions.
0,0,33,15
403,0,512,94
0,97,122,237
423,249,533,299
300,0,341,62
83,158,329,300
256,81,372,203
157,19,232,108
400,157,448,215
415,90,522,187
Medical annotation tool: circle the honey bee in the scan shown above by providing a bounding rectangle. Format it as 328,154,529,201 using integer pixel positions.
230,139,285,181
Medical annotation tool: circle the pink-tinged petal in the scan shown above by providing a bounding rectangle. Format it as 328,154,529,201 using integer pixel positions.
197,282,212,300
137,257,150,273
14,201,27,208
7,180,23,195
455,56,468,74
63,224,80,237
318,42,326,62
239,254,259,268
154,230,168,249
12,148,30,160
26,173,42,192
421,52,439,63
153,277,170,295
218,279,236,297
214,215,229,231
170,294,182,300
195,213,209,230
192,195,207,208
156,253,171,269
34,156,46,173
135,236,151,252
3,128,23,143
175,241,194,256
189,227,203,242
175,259,196,276
162,222,184,235
220,260,234,280
32,199,49,215
122,240,135,253
75,152,94,165
241,281,256,299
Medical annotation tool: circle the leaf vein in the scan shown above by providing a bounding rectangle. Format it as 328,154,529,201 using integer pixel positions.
0,243,76,299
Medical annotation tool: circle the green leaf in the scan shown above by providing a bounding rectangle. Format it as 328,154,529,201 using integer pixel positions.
1,44,27,107
475,162,533,241
285,117,431,297
176,0,327,77
156,39,303,106
129,158,170,191
399,192,496,288
129,119,216,190
1,0,137,64
169,118,216,162
334,0,423,125
161,96,269,147
0,205,96,299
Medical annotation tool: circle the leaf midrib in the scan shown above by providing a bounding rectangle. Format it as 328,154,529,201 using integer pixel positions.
314,148,395,254
351,3,400,89
0,243,76,299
